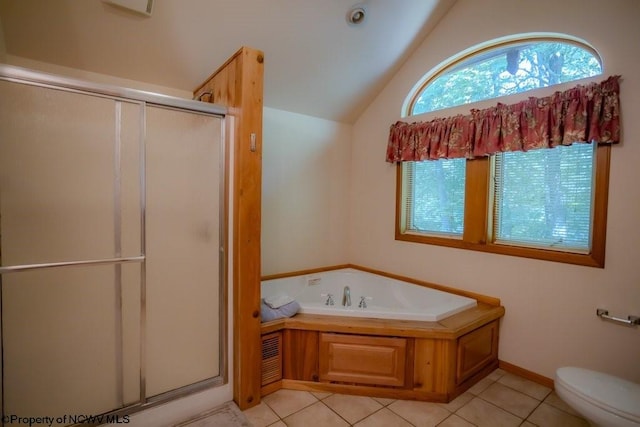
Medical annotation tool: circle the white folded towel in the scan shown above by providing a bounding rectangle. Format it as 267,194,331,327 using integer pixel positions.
264,294,295,309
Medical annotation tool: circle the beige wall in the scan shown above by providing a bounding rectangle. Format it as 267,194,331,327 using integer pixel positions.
262,107,351,275
0,17,6,61
3,55,191,99
350,0,640,381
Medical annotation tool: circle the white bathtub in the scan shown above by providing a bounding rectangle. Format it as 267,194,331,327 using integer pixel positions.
261,268,477,322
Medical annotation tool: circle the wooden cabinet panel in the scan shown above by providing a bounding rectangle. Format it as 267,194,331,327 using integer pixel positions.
414,338,456,394
283,329,319,381
261,301,504,402
319,333,407,387
456,320,498,384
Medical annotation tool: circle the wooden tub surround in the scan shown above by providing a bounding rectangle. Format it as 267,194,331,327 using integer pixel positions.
260,265,505,403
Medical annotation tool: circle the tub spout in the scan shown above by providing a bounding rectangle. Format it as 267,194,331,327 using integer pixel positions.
342,285,351,307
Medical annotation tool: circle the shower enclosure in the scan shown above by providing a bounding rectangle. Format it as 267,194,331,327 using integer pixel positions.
0,65,227,424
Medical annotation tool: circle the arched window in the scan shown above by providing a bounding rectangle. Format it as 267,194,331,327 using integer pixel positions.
396,36,613,267
410,39,602,115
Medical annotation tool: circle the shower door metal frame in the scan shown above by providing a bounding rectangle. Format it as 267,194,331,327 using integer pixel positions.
0,64,229,419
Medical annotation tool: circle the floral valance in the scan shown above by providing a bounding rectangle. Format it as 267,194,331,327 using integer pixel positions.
386,75,621,162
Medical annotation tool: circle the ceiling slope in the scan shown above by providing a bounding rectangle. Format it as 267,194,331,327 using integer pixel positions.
0,0,455,123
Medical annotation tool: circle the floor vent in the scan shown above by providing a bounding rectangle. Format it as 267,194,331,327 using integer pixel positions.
261,332,282,386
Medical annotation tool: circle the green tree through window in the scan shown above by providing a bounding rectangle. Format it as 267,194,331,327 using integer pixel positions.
412,41,602,115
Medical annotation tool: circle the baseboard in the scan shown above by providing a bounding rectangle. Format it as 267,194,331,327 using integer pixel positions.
261,380,282,397
499,360,554,389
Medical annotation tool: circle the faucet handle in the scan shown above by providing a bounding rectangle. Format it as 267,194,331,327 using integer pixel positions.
358,296,373,308
321,293,334,305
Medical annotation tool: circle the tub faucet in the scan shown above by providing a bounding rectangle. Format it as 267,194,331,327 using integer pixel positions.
342,285,351,307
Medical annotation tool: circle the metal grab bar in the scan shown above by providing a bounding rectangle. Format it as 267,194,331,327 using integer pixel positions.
0,256,145,274
596,308,640,326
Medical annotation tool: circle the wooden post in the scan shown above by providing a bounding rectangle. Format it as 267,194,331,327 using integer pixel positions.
194,46,264,409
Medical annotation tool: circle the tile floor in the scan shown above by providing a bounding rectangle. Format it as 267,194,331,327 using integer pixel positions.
242,369,589,427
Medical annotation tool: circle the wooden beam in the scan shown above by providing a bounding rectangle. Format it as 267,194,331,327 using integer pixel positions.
194,46,264,409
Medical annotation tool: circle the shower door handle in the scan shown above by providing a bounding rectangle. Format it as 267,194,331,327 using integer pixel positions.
596,308,640,326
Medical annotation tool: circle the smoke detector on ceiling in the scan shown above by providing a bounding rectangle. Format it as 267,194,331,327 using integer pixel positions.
103,0,154,17
347,4,366,25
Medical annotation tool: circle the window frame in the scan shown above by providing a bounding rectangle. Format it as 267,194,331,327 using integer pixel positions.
406,36,602,116
395,145,610,267
396,35,609,267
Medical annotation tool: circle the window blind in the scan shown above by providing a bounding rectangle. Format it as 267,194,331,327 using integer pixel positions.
405,159,466,236
492,143,596,251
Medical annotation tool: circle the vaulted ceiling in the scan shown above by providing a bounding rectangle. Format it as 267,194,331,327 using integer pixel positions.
0,0,455,123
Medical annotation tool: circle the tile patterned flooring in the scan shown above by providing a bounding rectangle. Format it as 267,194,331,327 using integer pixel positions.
242,369,589,427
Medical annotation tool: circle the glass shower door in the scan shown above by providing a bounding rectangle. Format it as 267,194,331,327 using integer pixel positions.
0,81,143,420
0,76,226,424
144,106,223,397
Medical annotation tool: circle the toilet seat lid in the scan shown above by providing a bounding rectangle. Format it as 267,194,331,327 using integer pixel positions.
556,367,640,422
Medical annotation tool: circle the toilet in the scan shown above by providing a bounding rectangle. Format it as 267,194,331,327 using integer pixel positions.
555,367,640,427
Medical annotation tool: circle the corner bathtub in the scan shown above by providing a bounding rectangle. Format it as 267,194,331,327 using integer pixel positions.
261,268,477,322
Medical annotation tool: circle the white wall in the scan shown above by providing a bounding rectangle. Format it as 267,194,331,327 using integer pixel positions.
350,0,640,382
262,107,351,275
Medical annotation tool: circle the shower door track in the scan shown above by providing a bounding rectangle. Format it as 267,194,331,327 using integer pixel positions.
0,64,227,116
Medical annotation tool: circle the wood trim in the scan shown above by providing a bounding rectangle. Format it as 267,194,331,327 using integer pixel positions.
463,158,489,244
395,164,405,238
590,144,610,267
397,224,605,267
232,47,263,409
280,379,449,402
263,304,505,340
194,46,264,410
261,264,350,281
260,318,287,335
350,265,501,306
498,360,555,389
260,380,282,396
482,242,603,267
